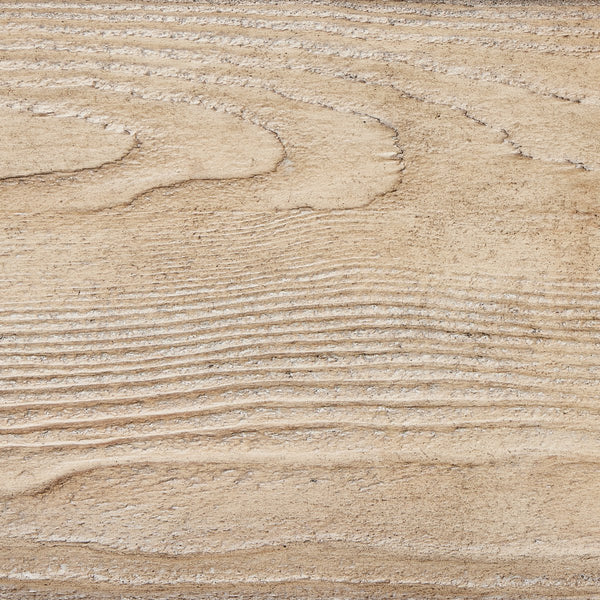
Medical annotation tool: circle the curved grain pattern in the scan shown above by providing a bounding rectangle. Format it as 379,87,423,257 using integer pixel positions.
1,1,600,598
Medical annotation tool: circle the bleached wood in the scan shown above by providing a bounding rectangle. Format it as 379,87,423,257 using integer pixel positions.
1,1,600,598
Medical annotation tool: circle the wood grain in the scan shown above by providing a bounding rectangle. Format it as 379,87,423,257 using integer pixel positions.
1,0,600,598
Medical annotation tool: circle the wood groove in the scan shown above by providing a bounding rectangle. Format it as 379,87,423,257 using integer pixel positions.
2,0,600,598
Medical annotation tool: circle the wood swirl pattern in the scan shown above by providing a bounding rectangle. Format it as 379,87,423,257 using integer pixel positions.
1,1,600,598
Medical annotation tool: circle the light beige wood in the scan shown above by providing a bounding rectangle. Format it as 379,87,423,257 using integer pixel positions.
1,1,600,598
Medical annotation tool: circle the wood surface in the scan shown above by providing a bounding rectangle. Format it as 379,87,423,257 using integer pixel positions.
1,1,600,598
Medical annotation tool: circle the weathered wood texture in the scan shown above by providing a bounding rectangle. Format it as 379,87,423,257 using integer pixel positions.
1,1,600,598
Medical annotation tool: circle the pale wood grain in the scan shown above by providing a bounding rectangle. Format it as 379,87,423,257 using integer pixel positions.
1,1,600,598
